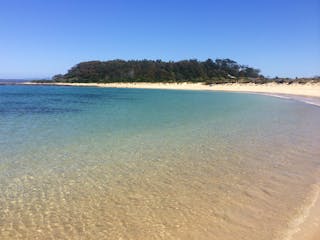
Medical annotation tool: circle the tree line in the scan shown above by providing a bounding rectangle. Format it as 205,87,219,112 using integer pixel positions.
53,58,264,83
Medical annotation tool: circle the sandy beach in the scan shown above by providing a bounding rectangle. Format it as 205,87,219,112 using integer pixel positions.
25,81,320,106
22,81,320,240
25,81,320,96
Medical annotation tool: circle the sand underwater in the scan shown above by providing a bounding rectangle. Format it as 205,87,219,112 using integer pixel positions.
1,85,320,240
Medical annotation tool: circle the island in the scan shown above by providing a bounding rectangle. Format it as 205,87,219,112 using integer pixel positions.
26,58,320,104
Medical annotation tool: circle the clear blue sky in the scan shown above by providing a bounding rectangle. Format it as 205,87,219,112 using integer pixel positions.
0,0,319,79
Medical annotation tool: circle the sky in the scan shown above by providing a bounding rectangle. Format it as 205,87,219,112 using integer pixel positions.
0,0,319,79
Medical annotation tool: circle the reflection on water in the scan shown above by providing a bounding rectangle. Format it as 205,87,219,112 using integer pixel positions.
0,86,320,239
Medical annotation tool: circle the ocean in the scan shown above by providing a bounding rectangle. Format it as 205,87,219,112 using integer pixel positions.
1,85,320,239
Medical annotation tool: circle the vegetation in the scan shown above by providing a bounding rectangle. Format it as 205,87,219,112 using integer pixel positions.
46,59,319,84
52,58,264,83
270,76,320,84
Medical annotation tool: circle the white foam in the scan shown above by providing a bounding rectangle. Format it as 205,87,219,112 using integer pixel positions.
258,93,320,108
279,183,320,240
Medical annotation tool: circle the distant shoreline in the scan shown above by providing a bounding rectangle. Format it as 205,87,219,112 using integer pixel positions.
21,81,320,107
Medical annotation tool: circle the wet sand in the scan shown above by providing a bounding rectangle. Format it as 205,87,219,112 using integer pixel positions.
288,175,320,240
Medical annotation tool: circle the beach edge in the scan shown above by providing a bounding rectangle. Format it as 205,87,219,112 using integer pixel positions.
23,82,320,106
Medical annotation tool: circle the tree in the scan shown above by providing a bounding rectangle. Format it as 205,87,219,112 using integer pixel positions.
53,58,263,83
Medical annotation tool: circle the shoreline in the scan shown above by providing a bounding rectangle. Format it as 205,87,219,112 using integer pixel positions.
23,81,320,107
20,81,320,239
280,175,320,240
289,182,320,240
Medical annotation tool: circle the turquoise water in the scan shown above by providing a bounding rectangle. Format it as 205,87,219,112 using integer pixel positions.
1,85,320,239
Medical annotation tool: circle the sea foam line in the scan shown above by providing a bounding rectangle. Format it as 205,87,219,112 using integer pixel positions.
257,93,320,108
279,181,320,240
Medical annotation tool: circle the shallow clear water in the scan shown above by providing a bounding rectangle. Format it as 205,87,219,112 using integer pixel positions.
1,85,320,239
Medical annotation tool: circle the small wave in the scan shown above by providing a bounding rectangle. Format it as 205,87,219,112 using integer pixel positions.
279,182,320,240
259,93,320,108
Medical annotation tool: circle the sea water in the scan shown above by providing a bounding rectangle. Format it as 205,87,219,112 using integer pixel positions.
1,85,320,239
